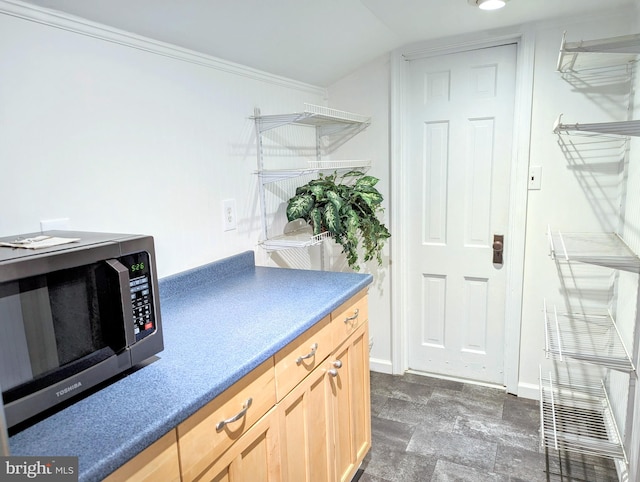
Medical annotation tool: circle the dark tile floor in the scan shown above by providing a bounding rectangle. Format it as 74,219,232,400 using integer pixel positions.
357,371,619,482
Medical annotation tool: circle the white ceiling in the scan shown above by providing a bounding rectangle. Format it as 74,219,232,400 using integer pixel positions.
18,0,637,86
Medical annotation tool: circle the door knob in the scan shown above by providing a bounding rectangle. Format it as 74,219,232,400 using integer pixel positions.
493,234,504,265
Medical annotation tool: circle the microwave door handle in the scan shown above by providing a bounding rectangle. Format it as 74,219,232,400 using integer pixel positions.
105,259,136,347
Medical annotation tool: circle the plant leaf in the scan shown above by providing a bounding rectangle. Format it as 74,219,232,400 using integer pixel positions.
345,209,360,245
309,207,323,235
286,193,314,221
323,202,341,234
341,170,365,180
325,189,343,213
310,184,326,200
354,175,379,190
355,190,383,210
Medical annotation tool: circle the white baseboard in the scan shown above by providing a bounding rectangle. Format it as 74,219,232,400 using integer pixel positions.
369,357,392,374
517,381,540,401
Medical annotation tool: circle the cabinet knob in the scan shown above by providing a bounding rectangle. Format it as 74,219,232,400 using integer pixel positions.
328,360,342,377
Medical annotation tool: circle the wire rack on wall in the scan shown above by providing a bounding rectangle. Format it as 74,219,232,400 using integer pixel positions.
556,32,640,72
547,228,640,272
553,115,640,138
256,160,371,184
254,104,371,258
539,369,627,463
543,301,635,373
253,103,371,155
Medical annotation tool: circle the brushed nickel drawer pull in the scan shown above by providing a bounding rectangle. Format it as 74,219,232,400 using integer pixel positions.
344,308,359,324
296,343,318,364
328,360,343,377
216,398,252,432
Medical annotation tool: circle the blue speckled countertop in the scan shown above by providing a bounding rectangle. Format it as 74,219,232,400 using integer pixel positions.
8,251,372,481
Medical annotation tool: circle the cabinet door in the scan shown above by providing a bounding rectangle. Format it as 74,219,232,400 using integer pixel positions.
103,430,180,482
279,359,334,482
330,322,371,482
195,407,281,482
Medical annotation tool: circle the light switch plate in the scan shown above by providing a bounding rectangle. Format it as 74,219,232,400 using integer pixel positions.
528,166,542,190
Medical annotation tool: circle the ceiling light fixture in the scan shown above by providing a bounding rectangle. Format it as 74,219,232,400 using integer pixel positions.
468,0,509,10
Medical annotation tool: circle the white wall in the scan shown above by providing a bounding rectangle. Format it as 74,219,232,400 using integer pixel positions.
326,55,392,372
0,3,326,279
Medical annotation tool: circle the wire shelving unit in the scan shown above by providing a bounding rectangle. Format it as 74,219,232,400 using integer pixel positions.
543,31,640,474
253,104,370,254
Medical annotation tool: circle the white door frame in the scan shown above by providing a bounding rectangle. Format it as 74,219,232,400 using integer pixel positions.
390,28,535,394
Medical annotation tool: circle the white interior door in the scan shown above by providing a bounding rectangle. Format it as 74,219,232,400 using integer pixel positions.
406,43,517,385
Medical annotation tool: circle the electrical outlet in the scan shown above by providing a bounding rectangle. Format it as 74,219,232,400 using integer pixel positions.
40,218,70,232
222,199,237,231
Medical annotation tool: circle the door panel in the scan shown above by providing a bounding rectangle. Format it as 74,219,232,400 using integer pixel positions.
407,44,517,384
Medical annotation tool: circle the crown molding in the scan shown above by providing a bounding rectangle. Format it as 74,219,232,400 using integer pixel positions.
0,0,326,96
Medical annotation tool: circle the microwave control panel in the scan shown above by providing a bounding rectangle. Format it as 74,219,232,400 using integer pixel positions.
120,251,156,342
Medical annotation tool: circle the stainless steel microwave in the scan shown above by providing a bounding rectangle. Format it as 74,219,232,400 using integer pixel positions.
0,230,163,429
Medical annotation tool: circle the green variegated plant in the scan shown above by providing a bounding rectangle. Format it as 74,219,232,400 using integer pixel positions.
286,171,390,271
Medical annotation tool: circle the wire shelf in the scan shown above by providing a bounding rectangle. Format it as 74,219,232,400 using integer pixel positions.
306,159,371,170
253,103,370,134
539,369,627,463
557,32,640,72
547,228,640,272
256,160,371,183
543,302,634,373
553,114,640,138
260,229,331,251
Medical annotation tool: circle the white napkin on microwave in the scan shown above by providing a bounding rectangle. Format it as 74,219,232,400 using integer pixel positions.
0,235,81,249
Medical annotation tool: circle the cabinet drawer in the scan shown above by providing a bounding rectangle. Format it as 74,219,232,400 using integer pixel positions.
177,359,276,482
103,430,180,482
331,290,368,346
274,315,332,400
195,407,281,482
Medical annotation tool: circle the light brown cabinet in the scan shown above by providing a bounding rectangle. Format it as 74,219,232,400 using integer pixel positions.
106,290,370,481
103,430,181,482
